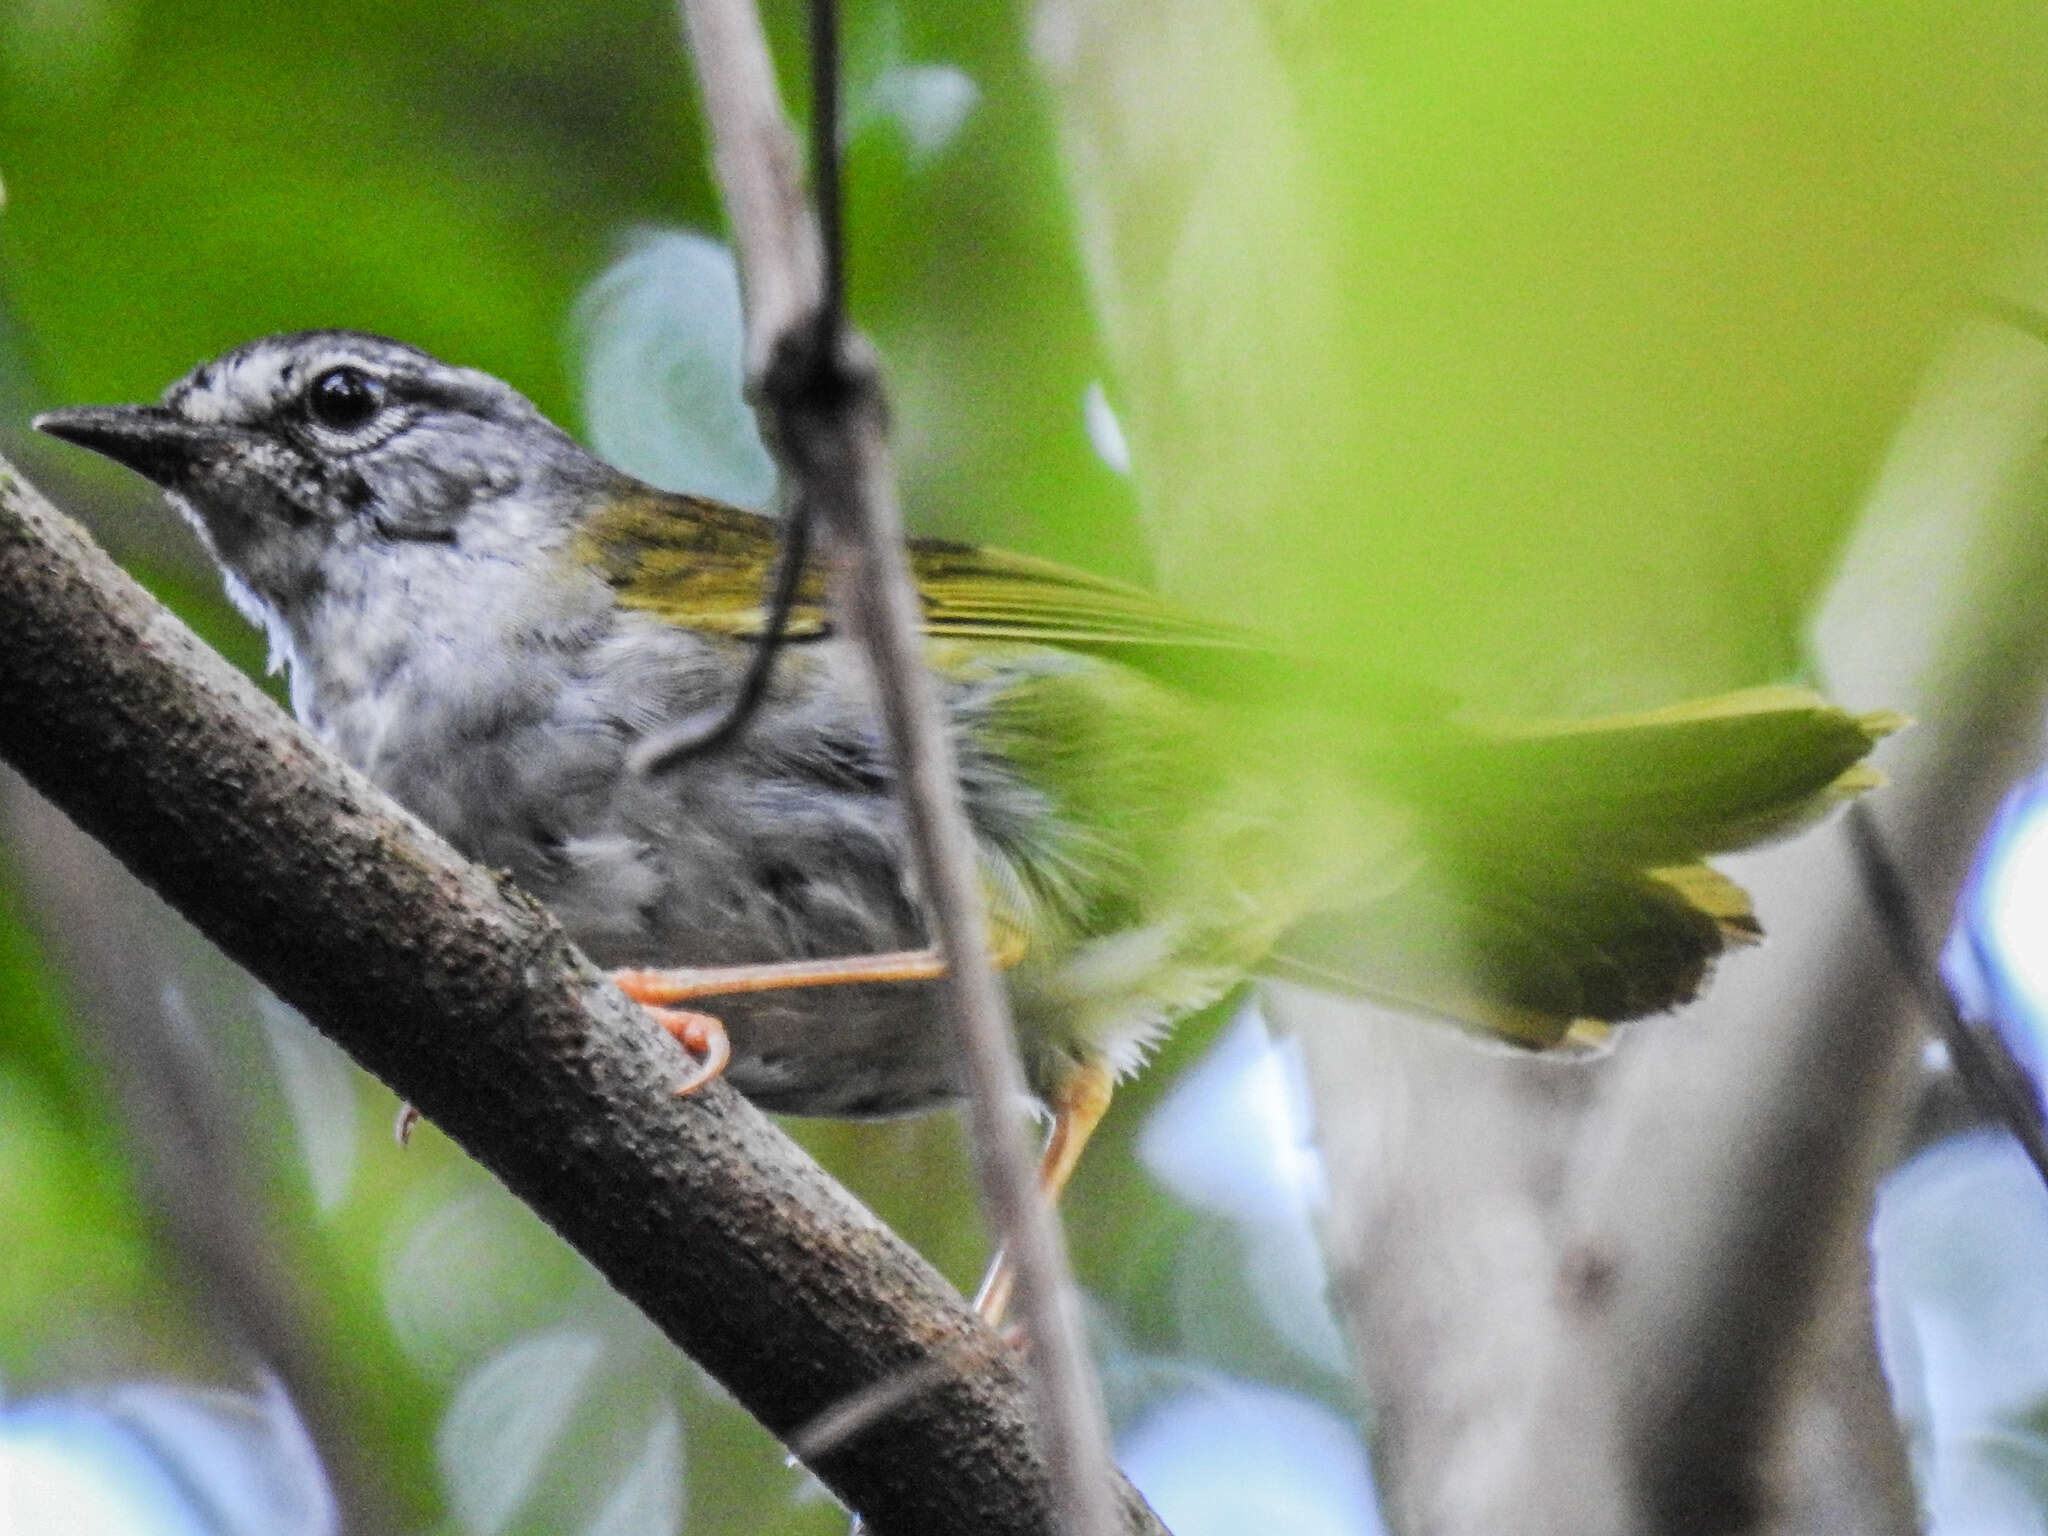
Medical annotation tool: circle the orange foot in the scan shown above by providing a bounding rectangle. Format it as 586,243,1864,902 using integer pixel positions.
647,1004,732,1097
972,1055,1116,1329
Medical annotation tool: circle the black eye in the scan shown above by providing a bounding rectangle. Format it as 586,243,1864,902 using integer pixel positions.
306,366,384,432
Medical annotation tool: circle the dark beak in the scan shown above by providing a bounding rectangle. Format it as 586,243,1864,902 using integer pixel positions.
32,405,233,488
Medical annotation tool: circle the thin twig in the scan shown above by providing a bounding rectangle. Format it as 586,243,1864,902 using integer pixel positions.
1845,801,2048,1190
674,4,1123,1533
636,0,844,776
634,0,855,774
810,0,845,345
787,1331,1009,1464
676,0,820,376
631,495,811,772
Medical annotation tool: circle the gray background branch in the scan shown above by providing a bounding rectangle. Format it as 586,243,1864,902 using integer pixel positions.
1282,314,2048,1535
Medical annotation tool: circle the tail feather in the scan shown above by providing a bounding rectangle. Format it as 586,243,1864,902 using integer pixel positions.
1273,687,1899,1045
1383,686,1903,860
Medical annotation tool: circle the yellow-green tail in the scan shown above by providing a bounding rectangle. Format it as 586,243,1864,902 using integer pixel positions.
1270,687,1902,1046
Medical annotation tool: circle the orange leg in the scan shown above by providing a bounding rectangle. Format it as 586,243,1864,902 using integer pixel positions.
612,933,1027,1099
614,947,951,1007
973,1056,1116,1329
613,950,945,1099
398,945,1019,1144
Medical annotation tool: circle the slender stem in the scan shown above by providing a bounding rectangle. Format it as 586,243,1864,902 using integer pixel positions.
1846,802,2048,1190
675,0,821,377
810,0,845,344
631,491,811,773
825,379,1122,1536
634,0,843,778
675,3,1123,1532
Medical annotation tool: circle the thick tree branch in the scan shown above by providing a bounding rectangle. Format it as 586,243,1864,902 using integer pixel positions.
0,455,1161,1536
675,3,1122,1533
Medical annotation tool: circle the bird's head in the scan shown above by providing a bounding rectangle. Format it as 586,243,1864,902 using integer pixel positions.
34,331,609,628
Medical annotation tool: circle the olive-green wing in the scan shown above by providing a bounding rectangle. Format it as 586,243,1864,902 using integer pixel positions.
573,491,834,638
905,542,1258,652
905,543,1466,718
575,489,1265,655
581,494,1905,1043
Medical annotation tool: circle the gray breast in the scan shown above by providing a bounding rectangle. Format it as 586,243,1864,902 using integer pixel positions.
373,609,984,1112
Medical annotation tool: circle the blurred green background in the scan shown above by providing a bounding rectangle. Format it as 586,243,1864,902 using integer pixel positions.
7,0,2048,1532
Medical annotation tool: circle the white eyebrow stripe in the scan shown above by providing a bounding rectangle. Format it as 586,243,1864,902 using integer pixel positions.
175,343,408,427
174,346,292,425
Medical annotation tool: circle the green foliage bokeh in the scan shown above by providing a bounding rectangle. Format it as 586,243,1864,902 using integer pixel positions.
6,0,2048,1531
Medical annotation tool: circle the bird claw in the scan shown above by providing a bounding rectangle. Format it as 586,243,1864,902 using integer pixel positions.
648,1006,733,1096
392,1008,727,1157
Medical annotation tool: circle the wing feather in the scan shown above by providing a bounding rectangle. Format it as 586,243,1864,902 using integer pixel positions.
574,490,1263,655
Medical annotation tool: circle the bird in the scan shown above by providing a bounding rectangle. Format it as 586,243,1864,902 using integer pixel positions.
35,329,1899,1317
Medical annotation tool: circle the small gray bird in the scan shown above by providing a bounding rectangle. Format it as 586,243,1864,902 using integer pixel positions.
35,329,1897,1287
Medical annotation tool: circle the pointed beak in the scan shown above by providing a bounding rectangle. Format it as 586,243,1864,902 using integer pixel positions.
32,405,234,488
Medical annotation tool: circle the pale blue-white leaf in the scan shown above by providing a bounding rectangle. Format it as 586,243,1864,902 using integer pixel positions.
0,1377,335,1536
1948,777,2048,1106
1874,1133,2048,1533
1085,1311,1218,1431
1141,1003,1344,1372
1238,1214,1350,1375
0,1401,209,1536
438,1329,604,1536
578,1407,684,1536
843,1,976,164
1140,1003,1326,1222
1084,382,1131,476
865,64,979,161
572,230,775,508
1915,1426,2048,1535
255,992,358,1215
1119,1378,1385,1536
103,1378,335,1536
384,1186,577,1379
